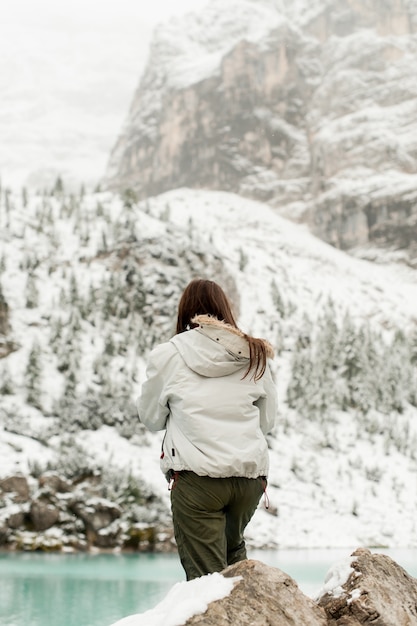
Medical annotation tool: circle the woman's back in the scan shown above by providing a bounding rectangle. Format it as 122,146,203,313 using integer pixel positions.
139,315,276,478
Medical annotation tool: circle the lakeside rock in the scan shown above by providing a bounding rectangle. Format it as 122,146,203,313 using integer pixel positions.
318,547,417,625
0,472,173,553
182,550,417,626
185,559,328,626
0,475,30,503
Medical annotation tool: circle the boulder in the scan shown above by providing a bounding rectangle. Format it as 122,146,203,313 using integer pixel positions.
182,551,417,626
184,559,328,626
0,339,19,358
318,547,417,626
94,524,121,549
71,498,121,531
38,473,71,493
7,511,25,529
0,476,30,503
29,500,60,531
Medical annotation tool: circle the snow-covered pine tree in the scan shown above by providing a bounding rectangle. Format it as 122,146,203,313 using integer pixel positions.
271,279,286,318
25,273,39,308
26,342,42,409
0,362,13,395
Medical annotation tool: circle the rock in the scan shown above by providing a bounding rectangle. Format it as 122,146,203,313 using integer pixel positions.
0,475,30,503
318,547,417,625
38,473,71,493
93,523,121,549
181,551,417,626
106,19,309,203
7,511,25,529
184,559,328,626
30,500,60,531
0,338,19,359
71,498,121,531
70,497,122,547
123,525,157,551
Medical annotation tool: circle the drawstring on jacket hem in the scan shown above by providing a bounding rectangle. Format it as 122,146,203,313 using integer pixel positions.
167,470,180,491
261,477,269,510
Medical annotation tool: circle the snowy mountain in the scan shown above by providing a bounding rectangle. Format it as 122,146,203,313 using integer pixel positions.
1,182,417,550
106,0,417,260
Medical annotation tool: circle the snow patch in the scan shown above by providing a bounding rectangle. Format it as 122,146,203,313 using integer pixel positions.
315,556,358,601
108,573,241,626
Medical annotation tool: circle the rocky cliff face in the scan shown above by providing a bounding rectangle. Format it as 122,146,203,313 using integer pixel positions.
106,0,417,258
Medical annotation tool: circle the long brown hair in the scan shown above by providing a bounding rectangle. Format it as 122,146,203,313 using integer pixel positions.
176,278,271,381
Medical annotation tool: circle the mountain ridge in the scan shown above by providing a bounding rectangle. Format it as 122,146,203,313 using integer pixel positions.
105,0,417,260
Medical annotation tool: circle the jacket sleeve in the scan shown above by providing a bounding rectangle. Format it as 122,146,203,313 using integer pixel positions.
136,342,178,432
255,362,278,435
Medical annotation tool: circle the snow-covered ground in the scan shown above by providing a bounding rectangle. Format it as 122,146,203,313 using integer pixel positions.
1,185,417,552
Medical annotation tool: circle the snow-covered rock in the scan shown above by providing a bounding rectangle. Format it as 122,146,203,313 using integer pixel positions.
318,547,417,625
108,550,417,626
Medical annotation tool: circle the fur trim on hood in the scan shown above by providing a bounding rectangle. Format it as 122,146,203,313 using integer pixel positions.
191,314,275,359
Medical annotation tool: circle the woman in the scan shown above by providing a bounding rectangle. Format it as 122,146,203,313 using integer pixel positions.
137,278,278,580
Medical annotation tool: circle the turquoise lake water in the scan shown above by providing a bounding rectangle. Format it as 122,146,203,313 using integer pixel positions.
0,549,416,626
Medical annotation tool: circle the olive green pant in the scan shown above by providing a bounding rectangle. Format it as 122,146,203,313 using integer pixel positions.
170,471,265,580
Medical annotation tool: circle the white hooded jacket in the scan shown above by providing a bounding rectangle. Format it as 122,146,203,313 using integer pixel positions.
137,315,278,479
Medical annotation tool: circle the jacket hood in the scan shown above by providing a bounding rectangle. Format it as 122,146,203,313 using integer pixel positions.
169,314,274,378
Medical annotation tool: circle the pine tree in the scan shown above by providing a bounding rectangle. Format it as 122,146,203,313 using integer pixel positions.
238,248,249,272
409,327,417,365
316,300,339,369
55,176,64,194
104,332,116,356
131,272,146,314
353,325,380,414
100,229,108,253
69,308,82,334
287,346,314,411
380,332,409,413
26,343,42,408
26,274,39,308
122,188,138,209
62,352,79,399
4,189,11,213
21,186,28,207
271,280,286,318
0,363,13,395
69,272,79,305
50,316,63,346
